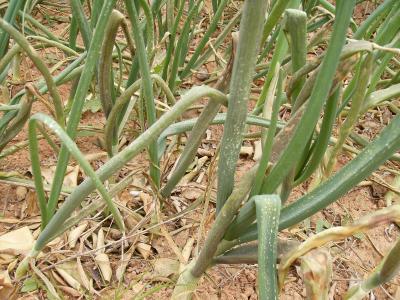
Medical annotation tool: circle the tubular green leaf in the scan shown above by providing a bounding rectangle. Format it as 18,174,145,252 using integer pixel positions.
29,113,125,232
69,10,79,50
275,8,307,201
45,1,117,221
168,1,201,92
260,0,356,195
325,53,373,176
191,166,258,278
374,4,400,46
354,0,396,39
189,10,241,75
91,0,103,28
362,82,400,111
294,87,340,185
318,0,357,32
0,44,20,79
255,30,287,111
345,238,400,300
104,74,176,156
161,35,237,197
256,195,281,300
260,0,291,46
252,70,283,196
303,0,318,15
99,9,125,118
216,0,268,212
156,113,286,158
33,86,227,252
161,0,185,81
283,9,307,105
367,34,400,96
240,113,400,243
69,0,93,49
0,17,65,125
180,0,230,79
27,36,79,57
160,94,227,197
20,12,62,44
9,53,86,105
0,0,26,58
125,0,159,186
137,0,154,57
0,91,33,153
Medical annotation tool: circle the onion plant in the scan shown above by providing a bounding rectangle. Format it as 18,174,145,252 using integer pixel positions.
0,0,399,299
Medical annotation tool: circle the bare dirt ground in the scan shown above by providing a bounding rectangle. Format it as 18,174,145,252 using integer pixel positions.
0,1,399,299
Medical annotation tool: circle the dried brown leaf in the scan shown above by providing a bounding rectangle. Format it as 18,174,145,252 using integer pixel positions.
68,222,88,249
136,242,152,259
301,248,332,300
0,227,34,255
55,266,81,291
279,205,400,287
153,258,179,278
95,253,112,282
0,270,16,299
41,165,80,188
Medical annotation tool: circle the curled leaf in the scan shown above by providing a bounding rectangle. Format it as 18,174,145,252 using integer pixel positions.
300,248,332,300
279,205,400,287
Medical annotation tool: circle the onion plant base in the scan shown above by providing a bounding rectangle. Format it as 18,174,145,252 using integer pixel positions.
171,261,200,300
15,248,40,279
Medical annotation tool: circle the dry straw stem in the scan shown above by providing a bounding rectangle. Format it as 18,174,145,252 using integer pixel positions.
278,205,400,288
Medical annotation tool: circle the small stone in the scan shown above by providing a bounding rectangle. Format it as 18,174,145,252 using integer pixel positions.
195,72,210,81
15,186,28,201
197,148,213,157
253,141,262,161
240,146,254,158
